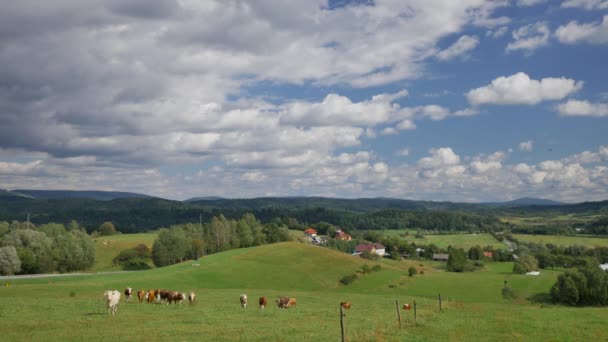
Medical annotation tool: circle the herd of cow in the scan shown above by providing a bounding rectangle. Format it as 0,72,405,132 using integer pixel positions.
104,287,350,315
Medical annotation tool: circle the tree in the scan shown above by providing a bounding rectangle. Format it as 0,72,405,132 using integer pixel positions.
513,253,539,274
97,222,118,236
468,245,483,260
2,228,54,273
0,246,21,275
152,228,190,267
551,269,582,305
447,248,470,272
408,267,417,277
113,244,151,270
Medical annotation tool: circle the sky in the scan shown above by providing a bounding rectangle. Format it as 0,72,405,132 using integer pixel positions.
0,0,607,202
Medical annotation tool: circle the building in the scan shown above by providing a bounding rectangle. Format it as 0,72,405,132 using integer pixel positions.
483,251,493,258
334,229,352,241
355,243,386,256
432,253,449,262
304,228,317,237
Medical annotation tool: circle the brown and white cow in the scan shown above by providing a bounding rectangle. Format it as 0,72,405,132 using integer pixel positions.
285,298,297,308
240,294,248,308
147,290,156,303
340,301,351,310
104,290,121,315
188,292,196,304
276,297,296,309
259,296,267,309
159,289,170,303
168,292,184,305
124,288,133,302
137,290,145,304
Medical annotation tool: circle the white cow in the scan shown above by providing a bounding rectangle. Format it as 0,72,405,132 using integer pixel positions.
188,292,196,304
104,290,121,315
240,294,248,308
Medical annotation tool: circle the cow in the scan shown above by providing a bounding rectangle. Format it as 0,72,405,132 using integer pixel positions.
137,290,145,304
240,294,248,308
159,289,171,303
285,298,297,308
124,288,133,302
275,296,289,308
168,291,184,306
340,301,351,310
188,292,196,305
147,290,156,303
259,296,267,309
104,290,121,315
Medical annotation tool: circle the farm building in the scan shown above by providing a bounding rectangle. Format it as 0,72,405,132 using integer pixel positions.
432,253,449,262
334,229,352,241
355,243,387,256
483,251,493,258
304,228,317,237
600,263,608,271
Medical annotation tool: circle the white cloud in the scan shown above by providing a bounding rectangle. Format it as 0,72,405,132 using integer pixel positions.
453,108,480,117
556,100,608,117
486,26,509,38
396,148,410,157
437,35,479,60
555,16,608,45
419,147,461,169
519,140,534,151
517,0,548,6
506,22,551,53
381,127,399,135
561,0,608,10
467,72,583,106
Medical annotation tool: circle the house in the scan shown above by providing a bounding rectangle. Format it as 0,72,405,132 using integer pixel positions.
526,271,540,276
432,253,449,262
600,263,608,271
304,228,317,237
334,229,352,241
355,243,386,256
483,251,493,258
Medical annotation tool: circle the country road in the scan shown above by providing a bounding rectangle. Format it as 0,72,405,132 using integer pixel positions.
0,271,133,280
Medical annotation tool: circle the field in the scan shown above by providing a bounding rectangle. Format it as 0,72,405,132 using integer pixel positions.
1,241,607,341
91,233,157,272
512,234,608,248
379,230,504,249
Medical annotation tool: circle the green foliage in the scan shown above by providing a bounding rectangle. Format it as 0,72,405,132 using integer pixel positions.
360,250,380,260
113,244,152,270
152,228,190,267
447,248,472,272
550,266,608,306
339,274,358,285
96,222,118,236
371,264,382,272
502,286,516,300
0,246,21,275
513,253,539,274
408,267,417,277
468,245,483,260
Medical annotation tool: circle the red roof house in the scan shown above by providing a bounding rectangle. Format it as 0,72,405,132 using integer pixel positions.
304,228,317,237
334,229,352,241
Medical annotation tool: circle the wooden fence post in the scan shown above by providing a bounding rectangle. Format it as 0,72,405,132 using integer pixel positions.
340,305,345,342
413,300,417,326
395,299,402,329
438,293,442,312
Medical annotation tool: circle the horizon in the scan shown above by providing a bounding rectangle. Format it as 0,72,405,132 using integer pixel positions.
1,1,607,202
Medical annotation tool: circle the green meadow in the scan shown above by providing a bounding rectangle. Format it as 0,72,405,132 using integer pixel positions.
91,233,157,272
379,230,504,250
1,242,607,341
513,234,608,248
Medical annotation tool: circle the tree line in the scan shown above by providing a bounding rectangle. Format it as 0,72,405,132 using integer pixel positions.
0,220,95,275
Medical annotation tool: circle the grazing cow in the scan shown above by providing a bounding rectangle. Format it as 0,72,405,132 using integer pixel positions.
159,289,170,303
188,292,196,305
137,290,145,304
104,290,121,315
147,290,156,303
403,303,411,310
275,296,290,308
168,292,184,306
240,294,248,308
285,298,297,308
124,288,133,302
340,302,351,310
259,296,267,309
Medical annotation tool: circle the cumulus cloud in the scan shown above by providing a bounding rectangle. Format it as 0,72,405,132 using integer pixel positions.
517,0,548,6
437,35,479,60
519,140,534,151
486,26,509,38
506,22,551,53
556,100,608,117
466,72,583,106
555,16,608,45
561,0,608,10
396,148,410,157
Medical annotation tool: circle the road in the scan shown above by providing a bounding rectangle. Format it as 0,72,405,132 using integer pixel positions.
0,271,132,280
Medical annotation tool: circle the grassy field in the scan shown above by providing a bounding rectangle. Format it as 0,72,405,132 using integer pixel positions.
379,230,504,249
1,242,607,341
91,233,157,272
513,234,608,247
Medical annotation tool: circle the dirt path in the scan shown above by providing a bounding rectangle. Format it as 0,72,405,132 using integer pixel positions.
0,271,132,280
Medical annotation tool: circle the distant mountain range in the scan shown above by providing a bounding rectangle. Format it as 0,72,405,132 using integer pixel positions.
0,189,152,201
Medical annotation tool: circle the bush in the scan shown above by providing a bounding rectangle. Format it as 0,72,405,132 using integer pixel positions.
408,267,417,277
360,250,380,260
420,270,424,275
502,286,516,300
371,264,382,272
339,274,358,286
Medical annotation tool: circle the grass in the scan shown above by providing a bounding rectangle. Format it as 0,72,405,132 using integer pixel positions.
1,241,607,341
380,230,504,249
513,234,608,247
90,233,157,272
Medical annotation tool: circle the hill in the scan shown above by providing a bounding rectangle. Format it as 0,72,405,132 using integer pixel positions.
497,197,564,206
12,189,153,201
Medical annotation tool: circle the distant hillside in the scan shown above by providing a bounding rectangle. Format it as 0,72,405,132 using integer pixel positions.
498,198,564,206
0,189,34,199
12,189,153,201
184,196,226,202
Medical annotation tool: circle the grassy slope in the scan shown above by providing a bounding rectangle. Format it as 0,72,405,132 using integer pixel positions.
380,230,504,249
1,242,607,341
91,233,157,272
513,234,608,247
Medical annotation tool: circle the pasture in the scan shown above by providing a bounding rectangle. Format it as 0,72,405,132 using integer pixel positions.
379,230,504,250
1,242,607,341
512,234,608,248
91,233,157,272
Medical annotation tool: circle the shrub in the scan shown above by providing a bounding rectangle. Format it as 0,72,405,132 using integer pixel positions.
371,265,382,272
360,250,380,260
408,267,417,277
420,270,425,275
339,274,358,286
502,286,516,300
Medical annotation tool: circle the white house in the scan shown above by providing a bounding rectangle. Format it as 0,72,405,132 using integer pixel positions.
600,263,608,271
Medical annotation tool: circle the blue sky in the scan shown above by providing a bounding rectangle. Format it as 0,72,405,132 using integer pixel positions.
0,0,607,202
